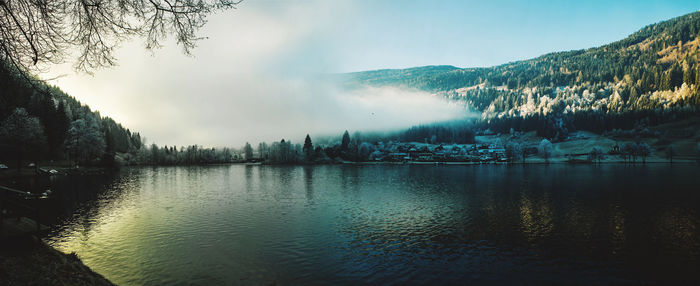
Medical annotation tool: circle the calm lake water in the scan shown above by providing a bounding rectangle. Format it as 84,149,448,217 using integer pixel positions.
31,164,700,285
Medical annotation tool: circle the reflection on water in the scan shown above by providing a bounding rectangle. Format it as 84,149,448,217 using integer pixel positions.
519,191,554,245
32,164,700,285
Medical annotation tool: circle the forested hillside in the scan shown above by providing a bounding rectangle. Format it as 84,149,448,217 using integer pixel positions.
0,61,143,168
0,62,241,168
343,11,700,140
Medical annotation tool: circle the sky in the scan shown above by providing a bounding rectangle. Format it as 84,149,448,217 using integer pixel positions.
45,0,699,147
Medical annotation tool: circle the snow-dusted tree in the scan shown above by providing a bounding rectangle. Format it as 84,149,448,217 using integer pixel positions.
258,142,268,160
243,142,253,160
0,108,47,169
357,142,374,161
64,117,105,165
268,139,296,164
505,142,523,163
221,147,232,163
538,139,553,163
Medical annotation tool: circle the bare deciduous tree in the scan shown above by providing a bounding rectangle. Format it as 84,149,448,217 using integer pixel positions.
588,146,605,164
0,0,240,74
637,142,652,164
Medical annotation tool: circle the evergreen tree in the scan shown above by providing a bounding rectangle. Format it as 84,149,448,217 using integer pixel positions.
303,134,314,162
53,101,71,156
64,117,106,165
341,130,351,151
0,108,47,169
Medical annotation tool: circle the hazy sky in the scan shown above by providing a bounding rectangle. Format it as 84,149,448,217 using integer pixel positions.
46,0,698,147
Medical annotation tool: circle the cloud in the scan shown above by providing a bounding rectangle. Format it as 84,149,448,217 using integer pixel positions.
45,0,469,147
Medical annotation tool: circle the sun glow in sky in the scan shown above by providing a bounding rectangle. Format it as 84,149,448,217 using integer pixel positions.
45,0,698,147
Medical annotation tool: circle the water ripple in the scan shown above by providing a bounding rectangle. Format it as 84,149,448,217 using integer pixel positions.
38,164,700,285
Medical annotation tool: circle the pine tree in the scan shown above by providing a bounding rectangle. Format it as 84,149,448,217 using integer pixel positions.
303,134,314,162
341,130,350,151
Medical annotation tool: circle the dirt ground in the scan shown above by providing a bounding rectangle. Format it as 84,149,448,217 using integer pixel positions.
0,237,114,286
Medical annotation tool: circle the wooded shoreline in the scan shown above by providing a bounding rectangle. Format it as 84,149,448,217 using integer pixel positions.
2,157,699,181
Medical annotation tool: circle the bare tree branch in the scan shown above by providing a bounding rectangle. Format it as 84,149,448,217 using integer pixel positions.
0,0,240,76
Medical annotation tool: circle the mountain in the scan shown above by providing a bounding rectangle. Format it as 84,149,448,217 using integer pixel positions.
344,11,700,123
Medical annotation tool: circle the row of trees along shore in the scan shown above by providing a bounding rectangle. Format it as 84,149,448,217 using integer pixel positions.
5,93,698,169
251,124,478,164
249,109,700,164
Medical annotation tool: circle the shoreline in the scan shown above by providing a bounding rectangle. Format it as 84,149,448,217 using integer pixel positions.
2,157,697,181
258,155,699,166
0,237,114,285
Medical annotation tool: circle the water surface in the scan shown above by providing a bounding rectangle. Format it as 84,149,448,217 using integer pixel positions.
39,164,700,285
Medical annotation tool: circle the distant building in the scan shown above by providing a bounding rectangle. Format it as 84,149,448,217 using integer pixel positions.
388,153,409,161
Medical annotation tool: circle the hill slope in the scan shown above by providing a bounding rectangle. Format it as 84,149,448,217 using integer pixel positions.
0,62,142,166
344,11,700,121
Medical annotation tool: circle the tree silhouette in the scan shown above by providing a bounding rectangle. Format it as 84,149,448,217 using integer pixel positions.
588,147,605,164
638,143,652,163
0,0,240,73
303,134,313,162
0,108,47,169
666,144,677,163
341,130,350,151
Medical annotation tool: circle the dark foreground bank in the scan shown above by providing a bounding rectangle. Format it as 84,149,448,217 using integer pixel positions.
0,237,114,286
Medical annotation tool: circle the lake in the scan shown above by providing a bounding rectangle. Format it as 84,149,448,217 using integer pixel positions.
32,164,700,285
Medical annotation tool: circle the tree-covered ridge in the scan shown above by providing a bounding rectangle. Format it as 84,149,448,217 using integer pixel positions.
344,11,700,119
339,65,461,88
0,61,143,167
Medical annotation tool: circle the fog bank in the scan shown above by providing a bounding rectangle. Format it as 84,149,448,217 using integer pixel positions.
44,0,473,147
